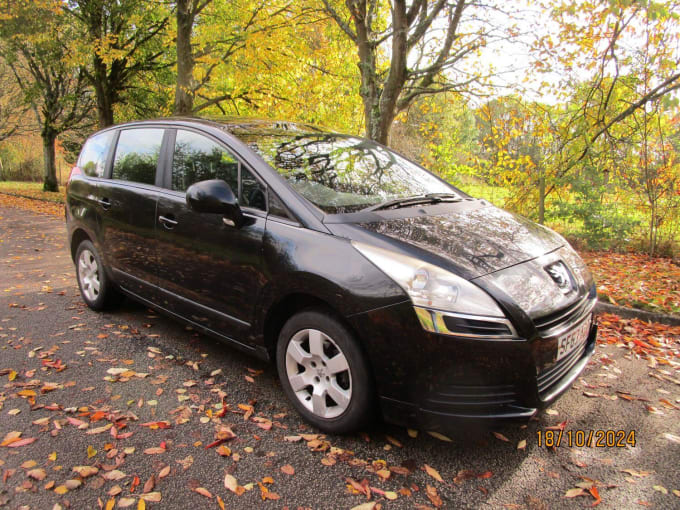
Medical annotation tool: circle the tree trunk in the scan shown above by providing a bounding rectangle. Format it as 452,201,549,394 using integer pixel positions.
538,171,546,224
174,0,195,116
93,55,115,128
355,1,407,146
41,127,58,192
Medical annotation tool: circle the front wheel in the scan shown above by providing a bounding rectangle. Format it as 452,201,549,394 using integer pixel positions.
276,309,374,433
75,240,122,311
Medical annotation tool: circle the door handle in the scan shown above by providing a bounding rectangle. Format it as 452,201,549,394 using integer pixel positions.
158,215,178,229
98,197,111,210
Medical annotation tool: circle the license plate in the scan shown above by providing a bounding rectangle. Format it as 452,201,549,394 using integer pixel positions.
556,316,591,360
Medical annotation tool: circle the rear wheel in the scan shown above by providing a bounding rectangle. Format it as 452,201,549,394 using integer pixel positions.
75,240,122,311
276,309,374,433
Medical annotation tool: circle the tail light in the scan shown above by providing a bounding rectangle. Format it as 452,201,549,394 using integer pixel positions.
66,166,82,191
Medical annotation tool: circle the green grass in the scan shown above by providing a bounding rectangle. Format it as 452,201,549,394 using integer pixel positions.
0,181,65,203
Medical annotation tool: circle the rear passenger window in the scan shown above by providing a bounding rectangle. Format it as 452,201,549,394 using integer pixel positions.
172,130,239,193
78,131,114,178
112,129,164,185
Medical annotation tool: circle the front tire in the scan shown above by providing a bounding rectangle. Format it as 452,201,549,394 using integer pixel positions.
75,240,122,311
276,309,374,433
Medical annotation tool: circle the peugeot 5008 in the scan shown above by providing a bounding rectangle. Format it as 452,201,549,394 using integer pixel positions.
66,118,597,433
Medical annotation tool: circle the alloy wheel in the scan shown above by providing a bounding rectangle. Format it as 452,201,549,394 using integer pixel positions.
78,248,100,302
285,328,352,419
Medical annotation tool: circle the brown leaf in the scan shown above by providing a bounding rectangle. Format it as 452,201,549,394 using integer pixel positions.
27,468,46,481
280,464,295,475
140,492,161,503
424,464,444,483
426,484,443,507
565,488,587,498
143,475,155,494
102,470,126,481
72,466,99,478
193,487,212,499
493,432,510,442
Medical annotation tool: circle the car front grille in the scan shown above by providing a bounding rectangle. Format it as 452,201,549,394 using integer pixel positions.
533,294,595,337
536,341,587,396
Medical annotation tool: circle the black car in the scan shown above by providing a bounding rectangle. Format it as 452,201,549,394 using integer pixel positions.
66,118,597,433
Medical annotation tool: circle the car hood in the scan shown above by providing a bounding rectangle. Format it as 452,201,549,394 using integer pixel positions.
326,200,565,279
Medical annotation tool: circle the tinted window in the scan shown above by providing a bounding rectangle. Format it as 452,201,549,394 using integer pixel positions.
78,131,114,178
172,130,238,193
112,129,164,185
240,167,266,211
268,189,290,219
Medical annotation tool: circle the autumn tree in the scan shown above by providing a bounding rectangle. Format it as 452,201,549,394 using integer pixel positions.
0,61,26,145
321,0,502,144
533,0,680,177
63,0,170,128
172,0,323,116
0,0,93,191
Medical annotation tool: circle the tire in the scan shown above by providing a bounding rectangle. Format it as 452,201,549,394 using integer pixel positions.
276,309,374,433
74,240,122,311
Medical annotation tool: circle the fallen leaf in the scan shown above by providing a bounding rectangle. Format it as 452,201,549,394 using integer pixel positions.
72,466,99,477
27,468,46,481
7,437,37,448
427,431,452,442
424,464,444,483
426,484,443,507
493,431,510,442
517,439,527,450
193,487,212,498
102,470,126,481
350,503,376,510
280,464,295,475
140,492,161,503
565,488,587,498
224,474,245,496
65,479,82,490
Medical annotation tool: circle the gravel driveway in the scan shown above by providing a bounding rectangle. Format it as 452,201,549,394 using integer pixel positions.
0,205,678,509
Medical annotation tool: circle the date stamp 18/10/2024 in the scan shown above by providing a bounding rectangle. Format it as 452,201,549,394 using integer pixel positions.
537,429,636,448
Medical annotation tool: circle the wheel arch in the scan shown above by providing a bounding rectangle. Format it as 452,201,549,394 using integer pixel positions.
70,228,93,262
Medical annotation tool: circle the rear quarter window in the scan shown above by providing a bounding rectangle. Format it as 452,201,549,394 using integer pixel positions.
78,131,115,178
112,128,164,185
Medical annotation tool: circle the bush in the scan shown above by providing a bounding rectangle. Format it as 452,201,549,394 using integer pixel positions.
0,137,43,181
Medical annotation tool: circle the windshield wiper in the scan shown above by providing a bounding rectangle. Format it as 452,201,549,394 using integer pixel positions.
362,193,463,212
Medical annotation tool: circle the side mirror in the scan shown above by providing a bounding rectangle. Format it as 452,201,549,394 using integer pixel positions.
186,179,244,227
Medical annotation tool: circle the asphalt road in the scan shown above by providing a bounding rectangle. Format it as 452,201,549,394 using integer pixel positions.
0,205,679,509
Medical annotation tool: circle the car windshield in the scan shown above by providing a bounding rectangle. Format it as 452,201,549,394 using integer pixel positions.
230,129,461,214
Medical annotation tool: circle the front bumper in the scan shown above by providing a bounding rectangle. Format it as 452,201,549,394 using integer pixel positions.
347,300,597,432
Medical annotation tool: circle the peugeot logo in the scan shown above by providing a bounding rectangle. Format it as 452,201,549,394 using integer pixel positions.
545,261,574,293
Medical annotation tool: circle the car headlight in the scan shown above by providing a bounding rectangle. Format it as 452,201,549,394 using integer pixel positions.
352,241,517,338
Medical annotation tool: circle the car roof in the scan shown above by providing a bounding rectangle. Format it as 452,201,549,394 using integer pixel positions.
105,116,330,137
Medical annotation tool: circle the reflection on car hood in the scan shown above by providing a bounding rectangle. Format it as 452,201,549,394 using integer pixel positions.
477,245,595,319
356,201,564,278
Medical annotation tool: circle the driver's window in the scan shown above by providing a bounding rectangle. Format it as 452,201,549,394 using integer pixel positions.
240,166,266,211
171,130,239,193
171,130,266,212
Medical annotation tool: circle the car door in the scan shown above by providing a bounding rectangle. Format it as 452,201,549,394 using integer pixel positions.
97,127,168,298
154,128,268,345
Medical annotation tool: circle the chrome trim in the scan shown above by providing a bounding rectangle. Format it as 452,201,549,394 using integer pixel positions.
413,306,519,339
538,295,597,339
